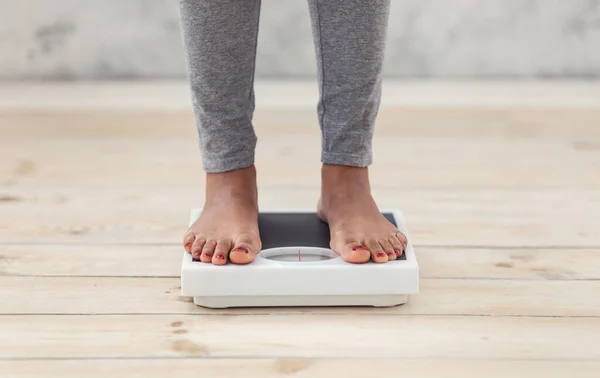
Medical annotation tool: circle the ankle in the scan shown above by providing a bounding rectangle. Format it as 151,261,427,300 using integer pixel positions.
205,165,257,202
322,163,370,189
320,164,372,207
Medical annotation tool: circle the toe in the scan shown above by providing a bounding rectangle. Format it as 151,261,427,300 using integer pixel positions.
389,235,404,257
190,237,206,260
200,240,217,263
183,233,196,254
331,231,370,263
230,234,260,265
212,240,233,265
395,232,408,252
340,242,371,264
365,238,388,263
229,247,252,264
379,240,396,261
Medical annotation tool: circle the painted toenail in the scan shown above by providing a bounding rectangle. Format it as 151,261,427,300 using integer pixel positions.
352,246,368,251
233,247,248,254
387,252,395,257
394,249,402,256
215,254,225,260
376,252,386,258
202,253,211,258
185,243,191,249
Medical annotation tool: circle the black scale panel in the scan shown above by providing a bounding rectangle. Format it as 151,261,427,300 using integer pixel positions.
257,212,406,261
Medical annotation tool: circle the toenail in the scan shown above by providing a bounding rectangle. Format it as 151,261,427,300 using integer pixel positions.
394,249,402,256
387,252,395,257
232,247,248,254
202,253,211,258
215,254,225,260
185,243,191,249
352,246,368,251
376,252,386,258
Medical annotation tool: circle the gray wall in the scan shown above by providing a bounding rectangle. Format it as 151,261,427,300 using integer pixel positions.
1,0,600,80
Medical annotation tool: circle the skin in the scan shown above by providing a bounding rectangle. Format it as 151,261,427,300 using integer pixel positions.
183,164,408,265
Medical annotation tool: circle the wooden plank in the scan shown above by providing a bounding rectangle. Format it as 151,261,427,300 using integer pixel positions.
2,245,599,280
418,247,600,280
2,276,598,316
2,108,600,138
1,315,598,360
1,359,599,378
2,80,600,110
2,134,600,190
2,188,600,246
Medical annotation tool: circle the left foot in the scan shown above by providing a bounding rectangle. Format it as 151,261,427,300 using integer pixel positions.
317,164,408,264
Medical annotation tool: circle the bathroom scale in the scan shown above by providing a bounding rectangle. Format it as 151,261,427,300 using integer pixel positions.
180,208,419,308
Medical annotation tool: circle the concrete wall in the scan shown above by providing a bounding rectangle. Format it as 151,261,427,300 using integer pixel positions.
1,0,600,80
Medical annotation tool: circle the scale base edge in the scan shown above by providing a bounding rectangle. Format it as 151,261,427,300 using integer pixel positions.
193,294,409,309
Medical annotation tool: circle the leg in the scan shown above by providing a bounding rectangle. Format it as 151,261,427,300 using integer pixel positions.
179,0,260,173
307,0,408,263
179,0,263,264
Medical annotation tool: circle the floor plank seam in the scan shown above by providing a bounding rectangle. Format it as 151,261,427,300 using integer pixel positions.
1,356,599,362
1,242,599,250
3,275,599,281
1,313,598,318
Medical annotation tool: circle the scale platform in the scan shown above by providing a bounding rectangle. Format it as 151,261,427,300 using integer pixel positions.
181,209,419,308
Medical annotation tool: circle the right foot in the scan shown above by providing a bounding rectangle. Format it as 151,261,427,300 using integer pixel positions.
182,165,261,265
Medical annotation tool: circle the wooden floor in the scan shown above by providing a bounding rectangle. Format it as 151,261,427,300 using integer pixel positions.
1,82,600,377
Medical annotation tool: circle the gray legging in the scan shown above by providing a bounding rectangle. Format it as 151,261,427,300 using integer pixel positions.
179,0,390,173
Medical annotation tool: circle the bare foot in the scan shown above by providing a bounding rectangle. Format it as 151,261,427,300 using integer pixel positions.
183,165,261,265
317,164,408,264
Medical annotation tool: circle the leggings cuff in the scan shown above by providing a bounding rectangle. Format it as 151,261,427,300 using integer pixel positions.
202,152,255,173
321,151,372,167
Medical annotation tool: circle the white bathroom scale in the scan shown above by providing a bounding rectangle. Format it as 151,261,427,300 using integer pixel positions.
181,208,419,308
